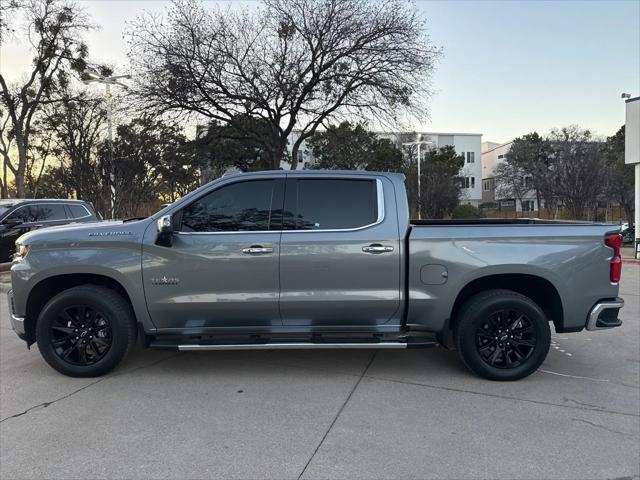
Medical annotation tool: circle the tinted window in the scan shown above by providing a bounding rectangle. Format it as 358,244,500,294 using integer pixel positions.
181,180,276,232
5,206,31,222
33,204,67,221
289,179,378,230
68,204,90,219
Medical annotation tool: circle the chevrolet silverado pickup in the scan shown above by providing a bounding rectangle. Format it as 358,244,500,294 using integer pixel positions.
7,171,625,380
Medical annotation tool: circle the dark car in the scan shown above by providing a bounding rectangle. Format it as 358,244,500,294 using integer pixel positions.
621,225,635,244
0,199,97,262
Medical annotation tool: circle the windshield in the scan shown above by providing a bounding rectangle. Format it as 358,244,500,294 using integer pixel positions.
0,206,12,220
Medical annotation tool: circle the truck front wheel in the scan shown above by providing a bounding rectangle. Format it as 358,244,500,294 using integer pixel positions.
454,289,551,381
35,285,137,377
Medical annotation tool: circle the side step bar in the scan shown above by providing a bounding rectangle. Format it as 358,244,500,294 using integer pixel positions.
178,342,409,351
149,338,438,351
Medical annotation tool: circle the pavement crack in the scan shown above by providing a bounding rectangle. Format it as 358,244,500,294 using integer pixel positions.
571,418,636,438
363,374,640,418
0,377,104,423
563,396,606,410
296,351,378,480
0,353,180,424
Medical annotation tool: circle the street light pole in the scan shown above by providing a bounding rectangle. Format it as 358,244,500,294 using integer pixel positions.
83,69,130,219
402,137,433,219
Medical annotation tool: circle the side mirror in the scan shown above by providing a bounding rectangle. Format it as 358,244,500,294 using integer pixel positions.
155,214,173,247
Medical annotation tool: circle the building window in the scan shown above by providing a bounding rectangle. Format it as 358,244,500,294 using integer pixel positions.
522,200,535,212
466,152,475,163
498,154,504,159
460,177,475,189
483,179,494,192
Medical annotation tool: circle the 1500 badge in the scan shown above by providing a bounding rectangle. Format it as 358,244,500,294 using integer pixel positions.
151,276,180,285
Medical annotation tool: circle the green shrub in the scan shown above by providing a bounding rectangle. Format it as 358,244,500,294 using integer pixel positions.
452,204,482,219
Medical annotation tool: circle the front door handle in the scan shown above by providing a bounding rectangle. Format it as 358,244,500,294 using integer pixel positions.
242,245,274,255
362,244,394,254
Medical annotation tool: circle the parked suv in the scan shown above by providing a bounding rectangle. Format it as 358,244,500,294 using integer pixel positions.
0,199,97,262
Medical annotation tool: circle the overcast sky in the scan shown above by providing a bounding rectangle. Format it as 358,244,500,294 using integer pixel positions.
1,0,638,143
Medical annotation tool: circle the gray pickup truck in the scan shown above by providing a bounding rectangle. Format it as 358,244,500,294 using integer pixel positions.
7,171,625,380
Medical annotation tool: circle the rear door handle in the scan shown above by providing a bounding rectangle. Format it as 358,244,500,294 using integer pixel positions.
362,244,394,254
242,245,274,255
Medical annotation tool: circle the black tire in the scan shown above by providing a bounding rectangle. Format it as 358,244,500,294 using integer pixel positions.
454,289,551,381
36,285,136,377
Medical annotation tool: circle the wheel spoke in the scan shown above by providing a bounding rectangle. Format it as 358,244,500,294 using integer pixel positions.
87,341,100,358
504,348,513,366
513,324,533,334
477,329,495,339
489,312,502,329
51,325,74,335
52,335,74,347
93,337,109,347
509,314,525,330
478,340,497,352
511,337,536,348
488,347,502,365
511,346,525,361
60,309,77,326
77,343,88,364
61,340,79,360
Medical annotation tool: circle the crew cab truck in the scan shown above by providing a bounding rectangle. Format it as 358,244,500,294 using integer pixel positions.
7,171,625,380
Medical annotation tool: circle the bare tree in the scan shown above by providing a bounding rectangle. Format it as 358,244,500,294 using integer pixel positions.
39,90,107,203
604,126,634,223
549,126,604,221
494,160,529,218
126,0,440,169
0,0,93,197
506,132,558,218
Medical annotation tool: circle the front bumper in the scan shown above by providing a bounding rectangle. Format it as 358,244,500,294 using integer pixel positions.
6,290,27,341
586,298,624,331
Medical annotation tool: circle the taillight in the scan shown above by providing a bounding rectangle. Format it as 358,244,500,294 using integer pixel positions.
605,233,623,283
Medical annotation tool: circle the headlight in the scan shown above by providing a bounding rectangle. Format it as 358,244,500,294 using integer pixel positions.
15,244,29,259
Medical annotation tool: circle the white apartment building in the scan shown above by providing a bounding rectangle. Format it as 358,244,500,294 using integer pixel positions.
481,141,539,213
286,130,483,206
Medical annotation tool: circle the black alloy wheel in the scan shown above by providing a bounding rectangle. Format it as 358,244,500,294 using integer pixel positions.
454,289,551,381
50,305,113,366
475,309,537,369
36,285,136,377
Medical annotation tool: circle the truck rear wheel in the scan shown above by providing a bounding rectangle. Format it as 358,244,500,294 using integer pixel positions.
454,289,551,381
35,285,136,377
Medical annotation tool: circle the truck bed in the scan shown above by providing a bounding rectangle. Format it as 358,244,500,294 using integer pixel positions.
406,221,620,334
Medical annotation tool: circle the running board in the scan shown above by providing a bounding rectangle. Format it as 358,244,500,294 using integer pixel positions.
178,342,413,351
149,338,438,351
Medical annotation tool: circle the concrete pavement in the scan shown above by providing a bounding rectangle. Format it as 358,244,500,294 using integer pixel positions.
1,265,638,479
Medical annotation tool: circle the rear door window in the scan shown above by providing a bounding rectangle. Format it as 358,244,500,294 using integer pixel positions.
285,179,378,230
67,204,90,219
32,204,68,221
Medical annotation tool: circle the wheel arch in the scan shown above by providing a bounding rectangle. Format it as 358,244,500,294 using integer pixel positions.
449,273,564,333
23,273,135,346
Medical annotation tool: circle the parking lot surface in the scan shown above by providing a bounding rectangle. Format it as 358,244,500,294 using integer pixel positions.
1,265,639,480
